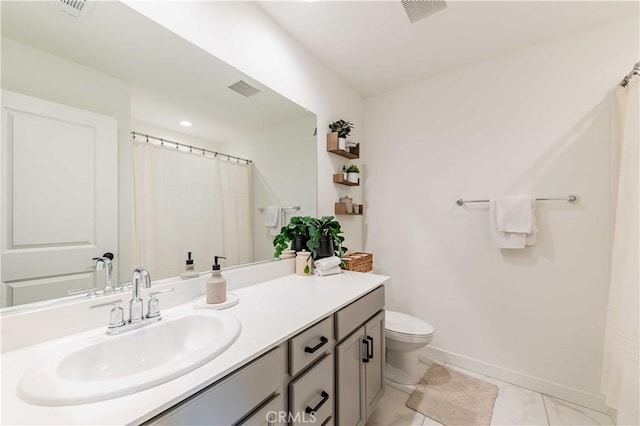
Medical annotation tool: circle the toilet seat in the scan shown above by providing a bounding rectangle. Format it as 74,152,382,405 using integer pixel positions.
385,310,434,337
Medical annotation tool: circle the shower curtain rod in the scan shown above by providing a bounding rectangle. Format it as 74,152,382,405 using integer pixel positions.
131,131,252,165
620,62,640,87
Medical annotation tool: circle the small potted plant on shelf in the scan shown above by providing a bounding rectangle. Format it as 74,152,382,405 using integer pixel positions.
346,164,360,184
329,119,354,151
273,216,313,258
307,216,348,260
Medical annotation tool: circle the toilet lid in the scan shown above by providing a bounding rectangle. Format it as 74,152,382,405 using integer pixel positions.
386,310,434,336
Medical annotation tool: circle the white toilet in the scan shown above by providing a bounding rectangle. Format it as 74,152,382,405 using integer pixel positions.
385,310,434,385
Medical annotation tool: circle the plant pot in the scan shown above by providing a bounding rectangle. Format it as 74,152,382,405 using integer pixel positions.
291,235,309,253
347,172,359,184
338,137,347,151
316,236,335,259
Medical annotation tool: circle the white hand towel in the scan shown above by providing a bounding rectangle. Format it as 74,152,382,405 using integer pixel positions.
490,197,538,249
490,199,526,248
264,206,283,236
496,195,534,233
525,204,538,246
313,266,342,276
314,256,341,270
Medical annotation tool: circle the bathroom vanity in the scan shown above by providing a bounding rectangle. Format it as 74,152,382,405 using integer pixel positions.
0,268,388,425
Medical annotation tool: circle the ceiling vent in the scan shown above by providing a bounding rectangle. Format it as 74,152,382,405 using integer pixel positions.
401,0,447,24
228,80,261,98
58,0,87,17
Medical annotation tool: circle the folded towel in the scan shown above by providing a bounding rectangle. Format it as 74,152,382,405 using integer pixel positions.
314,256,341,270
490,199,526,248
264,206,283,236
313,266,342,276
496,195,535,233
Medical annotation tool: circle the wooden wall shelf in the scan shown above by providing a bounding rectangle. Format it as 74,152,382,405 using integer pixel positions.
335,202,364,216
327,133,359,159
333,174,359,186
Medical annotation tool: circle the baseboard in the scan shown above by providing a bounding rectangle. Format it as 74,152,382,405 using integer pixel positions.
420,346,609,414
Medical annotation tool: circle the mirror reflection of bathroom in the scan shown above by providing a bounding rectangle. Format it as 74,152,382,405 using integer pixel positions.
0,1,317,308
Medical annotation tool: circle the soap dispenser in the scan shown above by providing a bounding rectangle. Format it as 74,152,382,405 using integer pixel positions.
206,256,227,304
181,252,199,279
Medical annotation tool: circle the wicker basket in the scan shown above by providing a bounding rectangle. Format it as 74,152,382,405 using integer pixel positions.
341,252,373,273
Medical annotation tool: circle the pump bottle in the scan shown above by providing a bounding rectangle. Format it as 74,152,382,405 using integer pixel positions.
180,252,198,279
206,256,227,304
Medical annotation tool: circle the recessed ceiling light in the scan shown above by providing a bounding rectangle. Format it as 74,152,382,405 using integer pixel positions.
179,121,192,127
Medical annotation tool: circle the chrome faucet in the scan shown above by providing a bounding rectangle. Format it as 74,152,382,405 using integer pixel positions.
94,256,114,293
130,268,151,322
91,267,174,335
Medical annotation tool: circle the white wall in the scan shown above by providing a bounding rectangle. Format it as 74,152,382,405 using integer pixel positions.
222,115,317,261
1,37,133,283
363,18,638,410
122,0,364,252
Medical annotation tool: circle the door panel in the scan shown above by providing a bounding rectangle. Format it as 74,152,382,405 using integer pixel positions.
1,90,118,306
365,311,385,418
335,326,365,426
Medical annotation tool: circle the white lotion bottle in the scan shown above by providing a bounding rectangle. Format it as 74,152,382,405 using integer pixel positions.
206,256,227,304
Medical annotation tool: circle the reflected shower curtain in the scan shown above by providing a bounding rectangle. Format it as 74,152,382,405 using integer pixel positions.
133,142,252,280
601,82,639,425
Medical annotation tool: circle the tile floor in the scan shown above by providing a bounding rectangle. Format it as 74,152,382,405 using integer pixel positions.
366,360,614,426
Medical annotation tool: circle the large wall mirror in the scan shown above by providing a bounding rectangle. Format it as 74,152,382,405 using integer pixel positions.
0,1,317,309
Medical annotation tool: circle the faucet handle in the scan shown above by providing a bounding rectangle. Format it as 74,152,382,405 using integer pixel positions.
146,288,174,319
91,299,125,329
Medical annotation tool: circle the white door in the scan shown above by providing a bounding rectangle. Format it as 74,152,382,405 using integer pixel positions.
1,90,118,307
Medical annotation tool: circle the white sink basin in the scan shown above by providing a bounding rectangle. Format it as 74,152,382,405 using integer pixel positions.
18,309,241,405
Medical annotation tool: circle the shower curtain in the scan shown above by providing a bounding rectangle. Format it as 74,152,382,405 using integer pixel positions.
132,142,252,280
601,81,639,425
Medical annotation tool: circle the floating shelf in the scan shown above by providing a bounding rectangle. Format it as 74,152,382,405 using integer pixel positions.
333,173,359,186
335,202,364,216
327,133,359,159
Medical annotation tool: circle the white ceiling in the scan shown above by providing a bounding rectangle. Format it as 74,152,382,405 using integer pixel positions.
1,1,311,142
258,1,638,97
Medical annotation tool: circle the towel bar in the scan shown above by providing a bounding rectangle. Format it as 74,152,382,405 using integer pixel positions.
258,206,301,213
456,195,578,206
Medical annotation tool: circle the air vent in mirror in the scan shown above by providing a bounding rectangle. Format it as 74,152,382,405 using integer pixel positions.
228,80,261,98
401,0,447,24
58,0,87,17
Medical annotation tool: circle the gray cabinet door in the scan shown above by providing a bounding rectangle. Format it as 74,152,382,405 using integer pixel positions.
364,311,385,420
335,326,366,426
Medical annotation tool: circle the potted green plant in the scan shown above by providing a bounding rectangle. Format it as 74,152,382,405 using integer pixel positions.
328,120,354,151
307,216,348,260
273,216,313,258
346,164,360,184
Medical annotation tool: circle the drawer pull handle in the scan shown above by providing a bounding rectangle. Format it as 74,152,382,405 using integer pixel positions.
305,391,329,415
304,336,328,353
367,336,374,359
362,339,370,363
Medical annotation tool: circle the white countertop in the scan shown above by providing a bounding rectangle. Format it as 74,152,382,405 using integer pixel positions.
1,271,389,425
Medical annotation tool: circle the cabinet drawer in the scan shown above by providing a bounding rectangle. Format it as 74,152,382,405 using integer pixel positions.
147,345,285,426
334,286,384,341
289,355,334,426
289,316,333,376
